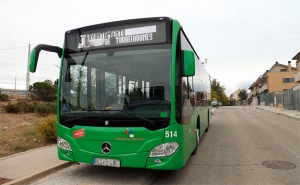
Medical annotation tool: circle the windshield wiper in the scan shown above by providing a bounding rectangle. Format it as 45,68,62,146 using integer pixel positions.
62,110,155,127
63,115,101,123
118,111,155,127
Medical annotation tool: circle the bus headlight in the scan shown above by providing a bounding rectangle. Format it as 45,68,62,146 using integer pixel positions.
149,142,179,157
57,137,72,151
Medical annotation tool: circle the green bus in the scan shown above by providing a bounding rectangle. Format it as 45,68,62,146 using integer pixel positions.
30,17,211,170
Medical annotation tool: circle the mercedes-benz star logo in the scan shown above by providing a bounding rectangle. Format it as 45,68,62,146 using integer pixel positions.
101,142,111,154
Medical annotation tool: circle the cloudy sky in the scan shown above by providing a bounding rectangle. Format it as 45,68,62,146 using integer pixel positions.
0,0,299,96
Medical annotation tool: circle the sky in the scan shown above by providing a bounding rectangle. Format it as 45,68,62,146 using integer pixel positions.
0,0,299,96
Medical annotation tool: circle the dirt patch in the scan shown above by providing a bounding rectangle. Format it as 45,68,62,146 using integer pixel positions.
0,94,54,158
0,177,12,185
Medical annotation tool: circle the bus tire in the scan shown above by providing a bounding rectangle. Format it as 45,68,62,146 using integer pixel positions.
192,118,200,155
205,111,209,132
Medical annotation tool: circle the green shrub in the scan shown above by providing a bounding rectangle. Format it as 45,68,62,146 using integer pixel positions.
24,103,35,113
5,103,19,113
4,101,36,113
4,100,56,115
17,101,35,113
36,102,56,116
0,94,9,101
35,115,57,142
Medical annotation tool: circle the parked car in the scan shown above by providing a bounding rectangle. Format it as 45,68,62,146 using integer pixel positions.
211,100,219,107
218,102,222,106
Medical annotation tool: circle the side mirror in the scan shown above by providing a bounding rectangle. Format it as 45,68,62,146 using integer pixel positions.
182,50,195,76
30,44,63,73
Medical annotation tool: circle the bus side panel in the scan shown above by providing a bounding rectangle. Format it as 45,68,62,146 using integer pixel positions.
166,121,197,168
181,107,209,165
199,107,209,138
183,113,198,163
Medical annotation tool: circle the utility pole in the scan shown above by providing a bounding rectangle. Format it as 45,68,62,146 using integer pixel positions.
26,44,31,97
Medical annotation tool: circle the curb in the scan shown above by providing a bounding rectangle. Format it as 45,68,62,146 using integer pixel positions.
4,162,74,185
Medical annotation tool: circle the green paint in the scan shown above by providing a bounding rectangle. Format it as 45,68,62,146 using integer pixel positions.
29,49,37,72
183,50,195,76
160,112,168,117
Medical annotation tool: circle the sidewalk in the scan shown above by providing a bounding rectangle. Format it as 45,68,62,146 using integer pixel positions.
253,105,300,120
0,145,73,185
0,106,297,185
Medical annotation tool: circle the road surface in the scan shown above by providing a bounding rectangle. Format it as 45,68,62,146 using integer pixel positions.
29,106,300,185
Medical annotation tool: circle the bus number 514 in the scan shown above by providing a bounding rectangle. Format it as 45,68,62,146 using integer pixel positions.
165,131,178,138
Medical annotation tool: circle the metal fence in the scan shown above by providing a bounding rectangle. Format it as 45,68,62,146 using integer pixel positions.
292,89,300,110
257,88,300,110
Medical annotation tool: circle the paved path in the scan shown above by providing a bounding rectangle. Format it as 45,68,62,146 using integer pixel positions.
0,145,72,185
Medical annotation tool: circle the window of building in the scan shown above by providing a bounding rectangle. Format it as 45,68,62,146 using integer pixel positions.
282,78,295,83
280,69,287,72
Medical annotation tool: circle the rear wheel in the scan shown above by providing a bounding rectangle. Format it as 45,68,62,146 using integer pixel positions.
205,111,210,132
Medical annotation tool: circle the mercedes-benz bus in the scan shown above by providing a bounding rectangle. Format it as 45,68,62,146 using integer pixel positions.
29,17,211,170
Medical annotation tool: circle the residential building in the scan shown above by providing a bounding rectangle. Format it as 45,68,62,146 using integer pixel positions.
248,61,298,97
230,89,243,105
292,51,300,90
230,89,240,101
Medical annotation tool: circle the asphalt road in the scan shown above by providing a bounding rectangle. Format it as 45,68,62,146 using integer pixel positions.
29,106,300,185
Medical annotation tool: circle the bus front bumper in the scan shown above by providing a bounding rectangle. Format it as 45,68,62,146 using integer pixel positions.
58,146,184,170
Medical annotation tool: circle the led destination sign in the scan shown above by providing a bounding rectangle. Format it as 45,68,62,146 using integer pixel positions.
65,21,167,52
78,25,157,48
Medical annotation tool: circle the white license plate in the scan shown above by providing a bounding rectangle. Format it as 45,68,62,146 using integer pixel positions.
93,158,120,167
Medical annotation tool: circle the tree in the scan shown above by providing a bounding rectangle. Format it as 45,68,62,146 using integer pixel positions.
238,89,248,101
54,79,59,89
211,90,220,101
70,66,87,108
30,82,57,101
44,79,53,86
211,78,227,103
228,98,236,106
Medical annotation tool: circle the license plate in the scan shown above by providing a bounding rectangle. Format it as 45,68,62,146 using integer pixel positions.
93,158,120,167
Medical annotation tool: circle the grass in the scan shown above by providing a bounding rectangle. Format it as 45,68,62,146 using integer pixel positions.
0,95,55,158
0,118,54,158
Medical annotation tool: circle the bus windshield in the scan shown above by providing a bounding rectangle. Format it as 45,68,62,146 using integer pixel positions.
60,44,171,128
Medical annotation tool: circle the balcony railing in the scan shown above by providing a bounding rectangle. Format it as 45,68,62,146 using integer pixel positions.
249,90,257,97
256,84,268,94
295,71,300,82
261,83,268,92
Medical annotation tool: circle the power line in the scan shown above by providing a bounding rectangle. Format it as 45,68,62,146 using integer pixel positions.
1,68,58,73
0,81,26,85
0,60,27,67
0,45,28,51
0,60,59,71
0,59,59,67
0,56,27,62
